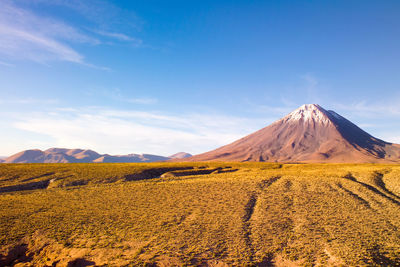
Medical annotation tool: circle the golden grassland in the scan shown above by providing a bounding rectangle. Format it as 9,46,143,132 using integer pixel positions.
0,162,399,266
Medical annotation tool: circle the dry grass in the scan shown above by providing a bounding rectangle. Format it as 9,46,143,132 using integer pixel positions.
0,162,399,266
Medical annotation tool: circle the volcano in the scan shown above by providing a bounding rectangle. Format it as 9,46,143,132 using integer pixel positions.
188,104,400,163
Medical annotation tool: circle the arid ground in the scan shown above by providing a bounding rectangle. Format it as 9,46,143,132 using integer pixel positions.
0,163,400,266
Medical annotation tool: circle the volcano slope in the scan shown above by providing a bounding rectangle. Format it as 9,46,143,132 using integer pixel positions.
188,104,400,163
0,162,400,266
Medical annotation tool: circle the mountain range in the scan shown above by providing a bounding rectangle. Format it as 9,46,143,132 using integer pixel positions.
2,148,192,163
3,104,400,163
187,104,400,163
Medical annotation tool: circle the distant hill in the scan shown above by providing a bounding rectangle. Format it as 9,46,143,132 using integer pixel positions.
2,148,188,163
4,149,74,163
187,104,400,163
93,154,171,163
169,152,193,159
45,148,101,162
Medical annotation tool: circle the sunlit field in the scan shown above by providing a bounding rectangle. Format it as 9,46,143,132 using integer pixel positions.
1,163,400,266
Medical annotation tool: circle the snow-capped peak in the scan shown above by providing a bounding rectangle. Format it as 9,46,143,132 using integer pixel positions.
282,104,332,125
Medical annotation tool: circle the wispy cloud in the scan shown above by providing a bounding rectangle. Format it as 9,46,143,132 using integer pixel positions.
0,1,93,64
243,99,294,117
0,98,59,105
28,0,143,31
329,100,400,144
265,73,327,110
100,88,158,105
125,98,158,105
93,30,142,45
0,0,140,67
333,100,400,118
0,25,84,64
242,74,325,117
299,73,322,104
0,60,14,67
10,107,266,155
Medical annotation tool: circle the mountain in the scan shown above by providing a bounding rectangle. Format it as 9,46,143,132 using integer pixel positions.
187,104,400,163
4,149,75,163
45,148,101,162
2,148,182,163
93,154,170,163
169,152,193,159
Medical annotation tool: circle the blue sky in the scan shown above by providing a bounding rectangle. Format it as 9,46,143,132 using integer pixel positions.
1,0,400,156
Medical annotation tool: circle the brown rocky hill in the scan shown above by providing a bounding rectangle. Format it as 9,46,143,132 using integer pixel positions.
187,104,400,163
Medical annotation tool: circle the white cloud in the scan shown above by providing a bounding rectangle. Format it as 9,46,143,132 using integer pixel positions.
10,107,266,156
